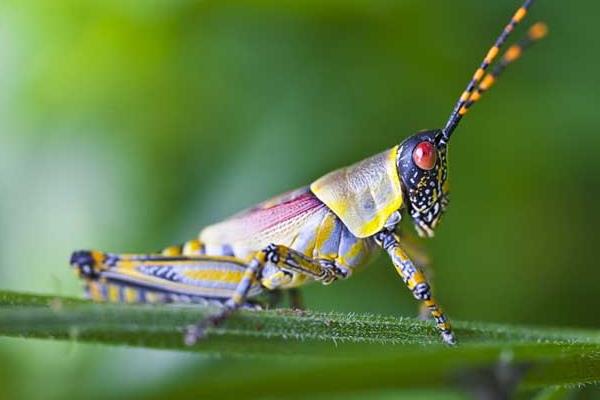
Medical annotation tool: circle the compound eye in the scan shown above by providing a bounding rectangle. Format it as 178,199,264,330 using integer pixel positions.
412,141,437,170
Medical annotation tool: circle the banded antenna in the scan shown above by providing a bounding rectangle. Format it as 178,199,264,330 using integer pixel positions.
438,0,538,145
460,22,548,116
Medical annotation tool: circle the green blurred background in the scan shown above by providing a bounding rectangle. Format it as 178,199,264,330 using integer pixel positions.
0,0,598,399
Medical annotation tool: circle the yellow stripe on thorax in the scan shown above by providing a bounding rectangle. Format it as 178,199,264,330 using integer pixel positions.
314,212,337,259
337,239,366,267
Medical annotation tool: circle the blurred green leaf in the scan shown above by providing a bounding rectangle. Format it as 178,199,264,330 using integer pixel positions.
1,290,599,398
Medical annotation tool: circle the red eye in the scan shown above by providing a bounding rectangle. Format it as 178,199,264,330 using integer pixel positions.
412,141,437,170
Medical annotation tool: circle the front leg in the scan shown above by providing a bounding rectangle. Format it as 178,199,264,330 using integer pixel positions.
263,244,345,285
397,230,434,320
374,230,456,345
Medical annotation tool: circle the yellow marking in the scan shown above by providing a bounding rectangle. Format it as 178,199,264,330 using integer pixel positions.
116,260,136,270
424,299,436,308
473,68,485,81
407,271,427,290
276,246,290,265
138,256,245,266
513,7,527,23
328,199,348,218
299,255,324,276
261,270,293,290
302,233,318,261
118,268,242,297
183,239,203,255
359,202,398,237
255,251,268,264
394,247,410,263
91,251,105,267
108,284,120,302
484,46,499,64
311,145,402,238
277,248,322,277
459,91,470,102
504,45,522,63
438,324,451,331
162,245,182,256
465,73,494,110
338,239,364,266
354,145,404,237
314,213,336,256
124,287,138,303
182,269,244,284
529,22,548,40
479,74,495,91
425,298,450,330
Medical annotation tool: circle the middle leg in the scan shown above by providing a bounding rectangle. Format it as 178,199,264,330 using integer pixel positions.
288,288,304,310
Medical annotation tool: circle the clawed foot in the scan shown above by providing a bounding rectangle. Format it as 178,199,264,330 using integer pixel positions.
442,330,457,346
184,323,207,346
184,306,234,346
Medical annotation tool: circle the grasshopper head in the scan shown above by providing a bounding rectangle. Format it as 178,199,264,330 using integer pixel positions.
397,130,449,237
400,13,549,235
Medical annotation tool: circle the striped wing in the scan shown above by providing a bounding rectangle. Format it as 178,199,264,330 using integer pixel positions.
200,187,328,255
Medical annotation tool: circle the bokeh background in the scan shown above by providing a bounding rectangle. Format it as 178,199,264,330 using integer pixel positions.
0,0,598,399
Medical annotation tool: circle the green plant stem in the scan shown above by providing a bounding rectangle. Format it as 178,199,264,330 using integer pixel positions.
1,290,599,396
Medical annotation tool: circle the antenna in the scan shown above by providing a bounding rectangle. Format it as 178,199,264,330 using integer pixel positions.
439,0,535,145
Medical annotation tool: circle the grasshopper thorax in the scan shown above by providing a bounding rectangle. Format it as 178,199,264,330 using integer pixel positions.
397,130,449,237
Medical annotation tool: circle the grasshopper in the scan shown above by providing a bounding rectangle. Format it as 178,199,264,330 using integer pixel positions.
70,0,547,345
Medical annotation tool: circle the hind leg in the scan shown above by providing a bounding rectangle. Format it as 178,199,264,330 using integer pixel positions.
183,250,264,345
69,248,263,304
184,243,345,345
